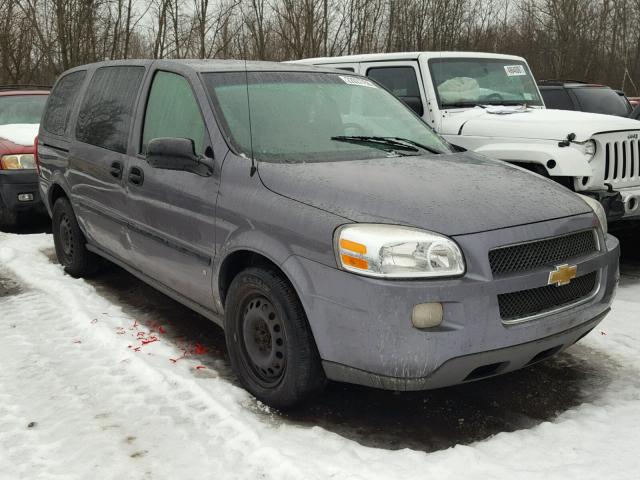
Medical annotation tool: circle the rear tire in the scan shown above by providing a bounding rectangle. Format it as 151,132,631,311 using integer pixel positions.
224,266,326,409
52,197,99,278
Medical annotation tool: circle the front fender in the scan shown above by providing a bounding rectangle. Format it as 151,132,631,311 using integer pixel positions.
473,142,593,178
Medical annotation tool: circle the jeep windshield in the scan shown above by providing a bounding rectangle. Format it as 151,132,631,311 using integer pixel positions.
429,58,543,109
202,71,451,162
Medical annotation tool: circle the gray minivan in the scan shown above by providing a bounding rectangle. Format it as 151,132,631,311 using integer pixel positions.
37,60,619,408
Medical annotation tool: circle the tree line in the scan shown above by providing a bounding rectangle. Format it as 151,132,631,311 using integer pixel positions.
2,0,640,94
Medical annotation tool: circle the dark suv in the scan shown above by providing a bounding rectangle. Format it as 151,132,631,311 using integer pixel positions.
37,60,618,408
538,80,633,117
0,86,49,227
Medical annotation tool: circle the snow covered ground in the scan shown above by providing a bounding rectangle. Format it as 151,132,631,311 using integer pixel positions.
1,231,639,480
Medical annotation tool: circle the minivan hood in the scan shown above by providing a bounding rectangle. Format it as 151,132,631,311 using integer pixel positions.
441,107,640,142
257,153,591,236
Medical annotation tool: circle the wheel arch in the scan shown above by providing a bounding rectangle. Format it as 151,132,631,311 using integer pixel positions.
49,182,70,208
217,249,295,310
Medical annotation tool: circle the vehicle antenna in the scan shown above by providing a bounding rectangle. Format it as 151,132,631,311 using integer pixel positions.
244,59,257,177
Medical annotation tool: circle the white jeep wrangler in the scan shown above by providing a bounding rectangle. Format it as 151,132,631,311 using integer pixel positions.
293,51,640,223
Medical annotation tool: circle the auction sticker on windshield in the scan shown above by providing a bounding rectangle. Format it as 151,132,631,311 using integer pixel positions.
339,75,377,88
504,65,527,76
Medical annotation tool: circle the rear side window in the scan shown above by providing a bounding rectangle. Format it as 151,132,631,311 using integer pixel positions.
76,66,145,153
42,71,86,136
366,66,424,115
141,71,206,156
540,88,575,110
573,87,632,117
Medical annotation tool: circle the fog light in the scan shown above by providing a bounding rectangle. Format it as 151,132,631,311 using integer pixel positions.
18,193,34,202
412,302,443,329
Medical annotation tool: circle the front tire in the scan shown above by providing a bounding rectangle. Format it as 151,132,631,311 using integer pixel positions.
224,267,326,409
52,197,98,278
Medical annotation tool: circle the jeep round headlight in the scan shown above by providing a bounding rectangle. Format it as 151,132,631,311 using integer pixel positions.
577,194,607,235
335,224,465,278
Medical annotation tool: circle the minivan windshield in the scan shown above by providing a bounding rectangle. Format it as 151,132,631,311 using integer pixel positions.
0,95,48,125
203,71,451,162
429,58,543,109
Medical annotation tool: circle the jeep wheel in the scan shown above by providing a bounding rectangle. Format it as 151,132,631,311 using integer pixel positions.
224,267,326,409
52,197,99,278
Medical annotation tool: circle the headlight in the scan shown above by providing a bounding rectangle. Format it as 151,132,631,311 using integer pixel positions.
577,194,607,235
1,154,36,170
335,224,465,278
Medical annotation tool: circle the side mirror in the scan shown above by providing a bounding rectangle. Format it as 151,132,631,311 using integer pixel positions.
146,137,213,176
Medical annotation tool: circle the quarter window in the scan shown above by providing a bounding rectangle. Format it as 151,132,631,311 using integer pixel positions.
366,66,424,115
43,71,86,135
76,66,145,153
141,71,206,156
540,88,575,110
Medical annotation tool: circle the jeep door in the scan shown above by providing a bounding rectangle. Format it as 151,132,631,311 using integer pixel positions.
70,64,148,260
125,66,223,311
361,61,430,121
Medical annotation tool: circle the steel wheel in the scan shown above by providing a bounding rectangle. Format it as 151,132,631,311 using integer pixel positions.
225,267,326,408
52,197,99,278
240,295,287,387
58,214,74,261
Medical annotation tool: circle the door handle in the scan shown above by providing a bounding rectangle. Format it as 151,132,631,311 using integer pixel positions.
110,161,122,178
128,166,144,186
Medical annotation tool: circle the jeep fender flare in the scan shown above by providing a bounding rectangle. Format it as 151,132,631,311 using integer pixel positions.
472,142,594,179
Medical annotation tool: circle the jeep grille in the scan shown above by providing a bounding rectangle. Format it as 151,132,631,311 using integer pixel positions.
604,139,640,182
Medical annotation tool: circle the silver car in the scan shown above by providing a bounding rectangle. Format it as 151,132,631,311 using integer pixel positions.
36,60,619,408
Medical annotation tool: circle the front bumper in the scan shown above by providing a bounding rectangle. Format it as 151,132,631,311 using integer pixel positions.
581,188,626,222
0,170,45,214
285,213,619,391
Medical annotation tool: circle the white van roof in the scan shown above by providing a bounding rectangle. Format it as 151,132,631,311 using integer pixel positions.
290,51,527,65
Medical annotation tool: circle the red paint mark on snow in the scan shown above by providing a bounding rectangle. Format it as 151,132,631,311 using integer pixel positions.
600,331,607,336
195,365,206,370
193,343,207,355
170,350,189,363
158,326,166,334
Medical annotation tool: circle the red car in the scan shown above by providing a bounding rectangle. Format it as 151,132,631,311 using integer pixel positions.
0,86,49,227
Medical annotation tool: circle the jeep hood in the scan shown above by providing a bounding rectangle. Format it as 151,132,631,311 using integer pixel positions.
441,107,640,142
257,153,591,236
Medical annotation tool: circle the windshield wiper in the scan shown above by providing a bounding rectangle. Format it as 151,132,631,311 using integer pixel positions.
440,101,480,108
387,137,444,155
481,100,530,107
330,136,442,155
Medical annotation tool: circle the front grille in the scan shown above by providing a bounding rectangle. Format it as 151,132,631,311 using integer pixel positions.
489,230,597,276
604,140,640,181
498,271,597,321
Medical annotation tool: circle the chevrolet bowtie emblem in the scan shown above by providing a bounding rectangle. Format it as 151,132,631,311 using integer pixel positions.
548,264,577,287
